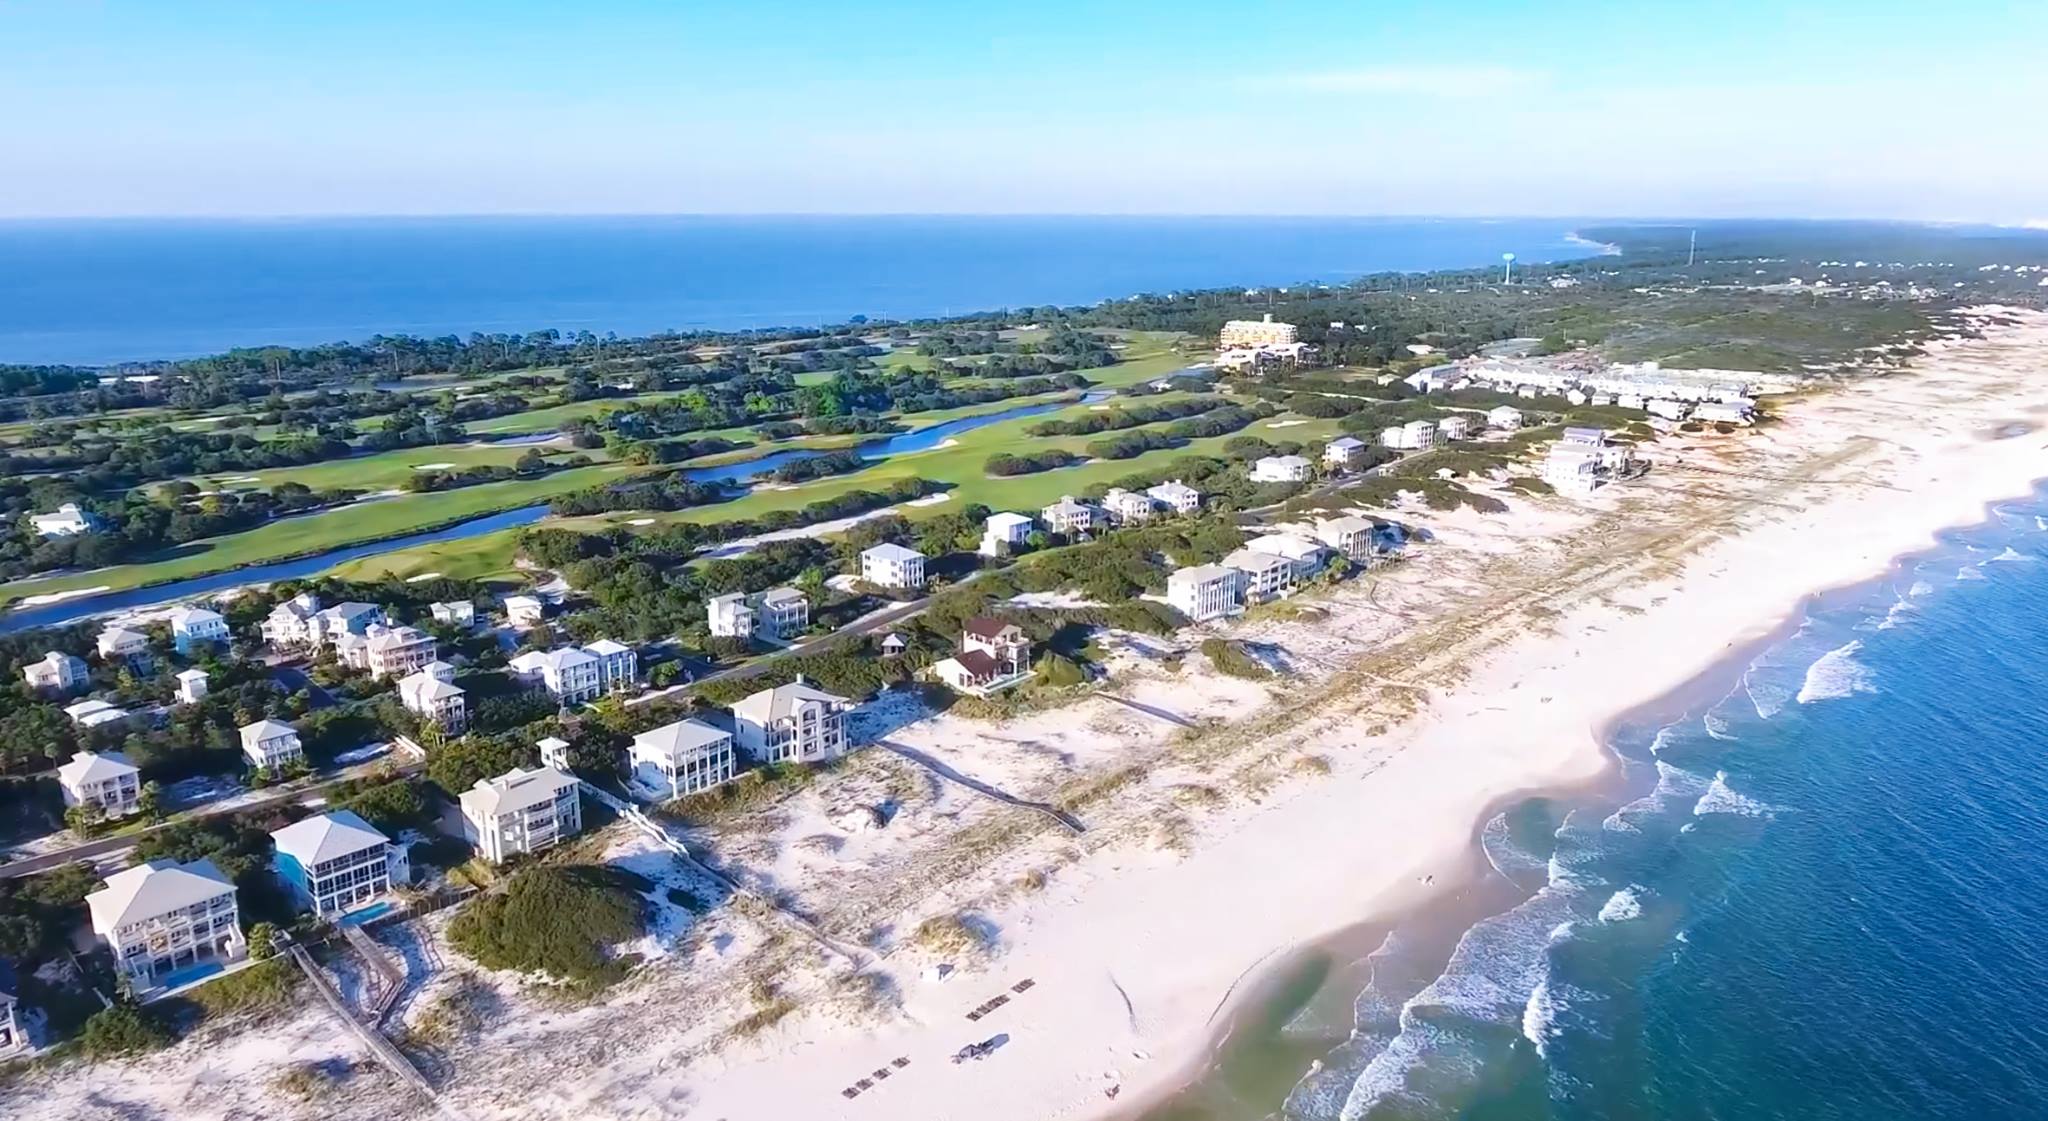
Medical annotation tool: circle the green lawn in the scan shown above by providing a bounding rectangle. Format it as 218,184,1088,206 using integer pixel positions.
167,442,613,495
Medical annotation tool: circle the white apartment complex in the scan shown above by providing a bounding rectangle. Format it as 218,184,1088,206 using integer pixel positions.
87,859,246,993
1218,314,1299,348
732,679,853,765
628,718,738,799
460,766,583,863
269,810,409,919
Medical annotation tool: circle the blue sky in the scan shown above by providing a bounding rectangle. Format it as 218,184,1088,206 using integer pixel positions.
2,0,2041,220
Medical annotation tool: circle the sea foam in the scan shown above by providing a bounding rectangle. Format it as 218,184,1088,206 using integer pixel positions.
1693,770,1783,818
1797,640,1877,704
1598,887,1645,923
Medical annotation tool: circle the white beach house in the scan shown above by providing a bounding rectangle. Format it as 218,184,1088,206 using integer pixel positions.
1242,533,1327,580
859,543,927,590
507,646,605,705
1041,495,1101,536
536,735,572,771
583,638,638,692
753,588,809,639
934,617,1035,696
1167,563,1243,622
430,600,477,627
980,511,1035,556
239,719,304,773
261,593,323,648
1323,436,1367,470
63,698,131,730
168,606,230,656
95,625,152,665
1146,479,1203,514
21,651,89,693
1438,415,1474,441
175,667,210,704
628,718,738,799
399,662,467,732
732,679,853,765
29,503,102,537
88,859,246,992
57,750,142,818
1101,488,1157,526
313,601,386,646
503,594,545,628
460,766,583,863
1249,455,1313,484
362,624,438,679
269,810,410,919
1223,547,1298,603
707,593,758,639
1488,406,1523,430
1314,515,1377,561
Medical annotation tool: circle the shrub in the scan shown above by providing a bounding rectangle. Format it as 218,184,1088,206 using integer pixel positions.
447,864,650,988
1200,638,1272,679
188,957,299,1019
79,1004,171,1057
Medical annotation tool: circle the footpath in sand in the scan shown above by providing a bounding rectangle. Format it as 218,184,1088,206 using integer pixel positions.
12,309,2048,1121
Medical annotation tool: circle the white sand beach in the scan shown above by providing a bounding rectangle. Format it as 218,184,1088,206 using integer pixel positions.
11,309,2048,1121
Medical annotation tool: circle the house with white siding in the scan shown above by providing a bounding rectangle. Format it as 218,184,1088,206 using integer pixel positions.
1249,455,1313,484
1323,436,1367,470
21,651,89,693
95,626,152,667
261,593,324,648
57,750,142,818
627,719,738,799
175,668,209,704
732,679,853,765
87,859,245,993
935,617,1035,696
398,662,466,732
1438,415,1474,441
754,589,809,639
361,624,438,679
1145,480,1203,514
1167,564,1242,622
859,543,926,590
29,503,102,537
460,767,583,863
503,594,544,628
168,607,230,656
430,600,477,627
507,646,604,705
1242,533,1327,580
1101,488,1157,525
1488,406,1523,430
980,511,1035,556
1223,547,1298,603
1041,495,1101,536
63,698,131,730
239,719,304,773
269,811,409,919
707,592,757,639
583,639,637,692
1314,515,1377,561
0,962,23,1056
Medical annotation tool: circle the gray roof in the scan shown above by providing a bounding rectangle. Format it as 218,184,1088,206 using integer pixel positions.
87,859,235,933
759,587,806,605
861,542,924,563
631,719,732,762
58,750,138,786
732,681,850,726
461,767,578,819
1224,548,1295,574
1169,563,1239,586
270,810,390,866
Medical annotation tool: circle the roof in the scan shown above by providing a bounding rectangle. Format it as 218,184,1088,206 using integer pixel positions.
1256,454,1311,469
1224,548,1294,574
986,511,1034,529
1318,515,1374,534
98,625,146,643
64,699,127,726
1169,563,1239,586
503,594,542,608
319,601,382,620
175,668,209,682
1327,436,1365,449
58,750,138,786
460,766,578,819
168,606,224,628
879,632,907,648
270,810,390,866
400,672,465,702
963,616,1023,641
1563,426,1607,443
87,859,235,933
239,718,298,744
860,542,924,563
583,638,632,657
1244,533,1323,560
951,649,1001,678
733,680,850,726
631,718,732,760
367,626,431,652
535,736,570,752
1148,480,1198,496
514,646,597,673
759,587,806,605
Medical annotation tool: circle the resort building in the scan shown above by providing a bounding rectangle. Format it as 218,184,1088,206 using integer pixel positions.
627,719,737,799
1242,533,1327,580
57,750,142,818
362,624,438,680
238,719,304,773
1323,436,1367,470
459,766,583,863
1314,515,1377,561
87,858,246,993
64,699,130,730
269,810,410,919
22,651,89,693
399,663,467,732
95,625,152,666
583,638,638,692
0,962,22,1056
1488,406,1523,430
503,594,545,628
168,607,229,656
429,600,477,627
859,543,927,590
1438,415,1474,441
1041,495,1101,536
175,668,209,704
507,646,604,705
1249,455,1313,484
1223,547,1298,603
732,678,853,765
980,511,1035,556
1218,313,1298,349
29,503,102,537
1101,488,1156,526
707,592,757,639
1167,564,1243,622
261,593,324,648
1146,480,1203,514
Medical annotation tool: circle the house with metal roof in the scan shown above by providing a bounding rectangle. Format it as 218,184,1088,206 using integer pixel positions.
731,678,853,765
87,859,245,992
269,810,409,919
627,719,737,799
460,767,583,863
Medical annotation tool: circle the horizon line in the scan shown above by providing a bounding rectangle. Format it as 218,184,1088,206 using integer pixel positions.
0,211,2024,228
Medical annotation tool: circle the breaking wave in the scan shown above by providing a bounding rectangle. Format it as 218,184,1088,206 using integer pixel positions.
1693,770,1783,818
1797,641,1877,704
1598,887,1645,923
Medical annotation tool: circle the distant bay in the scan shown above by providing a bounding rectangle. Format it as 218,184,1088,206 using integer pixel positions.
0,215,1602,365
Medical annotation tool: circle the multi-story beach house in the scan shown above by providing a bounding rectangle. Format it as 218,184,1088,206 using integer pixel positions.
1224,547,1298,603
712,588,807,642
459,766,583,863
1101,488,1157,526
1249,455,1313,484
859,543,926,590
21,651,89,693
430,600,477,627
0,962,23,1056
1543,444,1601,494
1438,415,1474,441
362,624,438,679
1488,406,1523,430
732,678,853,765
1242,533,1327,580
269,810,409,919
1041,495,1101,536
313,601,385,647
1167,564,1243,622
95,625,153,668
536,735,572,771
1323,436,1367,470
507,646,604,704
583,638,637,692
168,607,230,656
1218,313,1298,349
175,668,210,704
1315,515,1377,561
627,718,738,799
29,503,102,537
239,719,304,773
935,617,1035,696
503,594,545,627
87,858,246,993
980,511,1035,556
399,662,467,732
261,592,324,648
57,750,142,818
707,592,757,639
1146,480,1203,515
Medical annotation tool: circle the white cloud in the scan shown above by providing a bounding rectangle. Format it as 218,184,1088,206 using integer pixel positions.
1273,64,1544,97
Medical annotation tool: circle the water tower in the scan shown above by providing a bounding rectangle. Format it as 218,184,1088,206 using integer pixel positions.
1502,252,1517,285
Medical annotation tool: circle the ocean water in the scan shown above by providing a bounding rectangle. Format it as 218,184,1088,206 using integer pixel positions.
0,216,1599,364
1145,485,2048,1121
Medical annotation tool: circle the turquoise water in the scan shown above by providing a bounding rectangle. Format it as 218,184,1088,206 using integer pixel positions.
0,216,1599,364
1149,486,2048,1120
